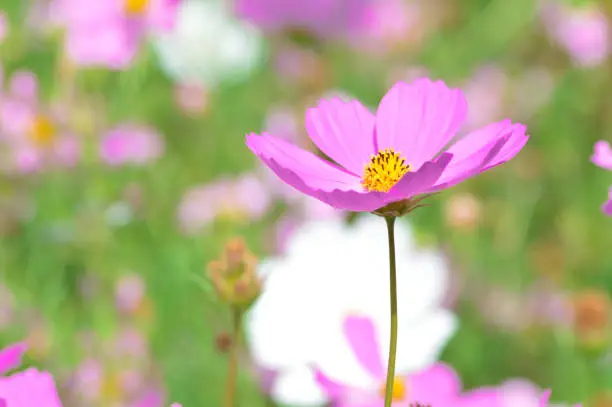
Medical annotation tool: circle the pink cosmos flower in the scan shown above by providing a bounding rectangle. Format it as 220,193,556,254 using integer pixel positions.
49,0,180,69
246,78,528,213
233,0,374,40
591,140,612,216
100,124,164,166
0,342,64,406
541,1,610,67
0,70,80,173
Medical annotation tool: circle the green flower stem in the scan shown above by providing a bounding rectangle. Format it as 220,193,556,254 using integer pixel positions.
384,216,398,407
223,308,242,407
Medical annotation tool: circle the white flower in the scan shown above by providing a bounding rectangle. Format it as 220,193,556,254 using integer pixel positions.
246,215,457,406
152,0,265,88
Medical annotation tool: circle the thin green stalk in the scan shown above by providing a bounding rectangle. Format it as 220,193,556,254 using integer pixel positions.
383,216,398,407
223,308,242,407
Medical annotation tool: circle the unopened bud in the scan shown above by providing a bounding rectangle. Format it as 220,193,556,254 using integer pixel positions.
207,238,262,310
225,238,246,274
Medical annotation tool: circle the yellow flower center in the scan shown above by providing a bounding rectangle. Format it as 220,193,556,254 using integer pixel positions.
29,116,55,146
125,0,149,15
379,376,407,401
362,148,411,192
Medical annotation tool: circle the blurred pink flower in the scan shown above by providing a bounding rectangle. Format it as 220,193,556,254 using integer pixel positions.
0,70,80,173
355,0,421,53
49,0,180,69
462,65,509,131
592,140,612,170
71,359,103,402
177,173,271,234
591,140,612,216
100,124,164,166
115,273,146,314
541,1,610,67
0,11,8,43
233,0,374,40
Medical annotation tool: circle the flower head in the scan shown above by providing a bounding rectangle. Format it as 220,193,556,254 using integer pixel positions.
208,238,262,310
100,124,164,166
49,0,180,69
541,1,610,67
246,78,528,215
0,70,80,173
246,216,456,405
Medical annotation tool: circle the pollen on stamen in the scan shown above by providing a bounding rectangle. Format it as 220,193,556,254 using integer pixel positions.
29,116,56,146
124,0,149,15
361,148,411,193
379,376,407,401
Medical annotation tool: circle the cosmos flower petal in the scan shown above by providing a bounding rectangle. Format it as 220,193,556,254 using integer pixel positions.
0,368,63,406
0,343,27,375
375,78,467,166
426,120,528,192
385,153,453,203
313,369,346,399
602,187,612,216
343,315,384,378
409,364,462,406
539,389,552,407
305,98,376,175
247,133,386,211
591,140,612,170
393,309,458,373
456,388,502,407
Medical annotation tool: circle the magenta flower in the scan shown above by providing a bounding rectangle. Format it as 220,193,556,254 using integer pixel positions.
49,0,180,69
0,342,63,406
540,1,610,67
247,78,528,213
100,124,164,166
233,0,374,40
591,140,612,216
0,70,80,173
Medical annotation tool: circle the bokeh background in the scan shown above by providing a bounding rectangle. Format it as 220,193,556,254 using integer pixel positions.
1,0,612,406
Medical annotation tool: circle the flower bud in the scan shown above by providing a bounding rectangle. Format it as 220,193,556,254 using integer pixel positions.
207,238,261,310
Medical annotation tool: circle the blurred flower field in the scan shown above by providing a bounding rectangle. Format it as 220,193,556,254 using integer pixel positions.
1,0,612,406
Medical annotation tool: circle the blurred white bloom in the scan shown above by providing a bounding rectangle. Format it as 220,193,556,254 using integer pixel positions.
152,0,265,88
246,216,457,406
